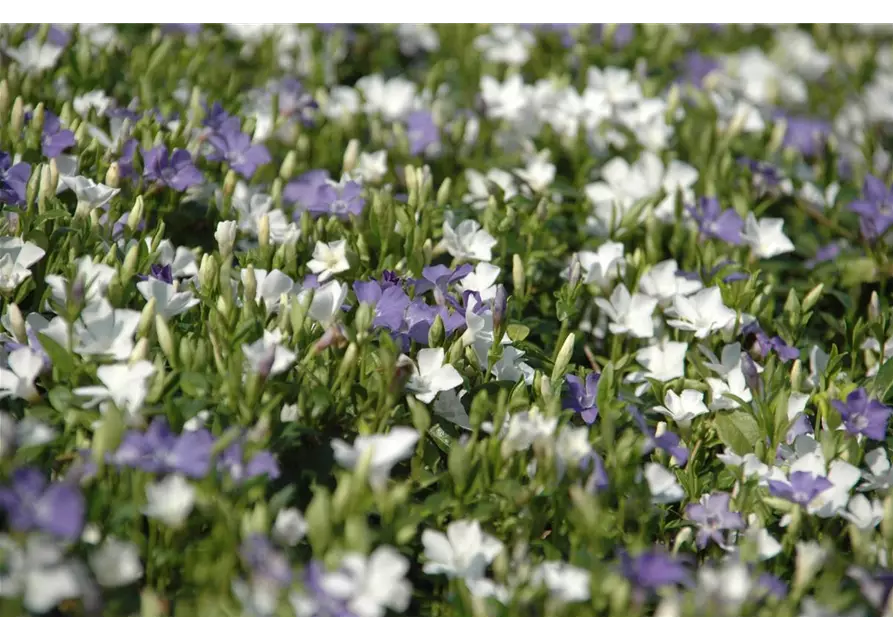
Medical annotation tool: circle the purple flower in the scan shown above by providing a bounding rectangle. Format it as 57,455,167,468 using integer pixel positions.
688,197,744,245
240,534,292,586
284,169,331,212
117,139,139,180
206,126,272,179
219,442,281,484
404,300,465,345
738,158,789,196
142,145,204,192
203,102,236,131
757,573,788,599
310,180,365,220
831,388,892,442
0,467,85,541
267,78,317,126
0,151,30,206
136,264,173,285
413,263,473,306
594,23,635,48
849,175,893,241
110,418,215,478
40,112,76,158
405,110,440,155
373,286,412,332
580,450,609,493
785,414,814,445
743,323,800,362
619,549,691,591
768,471,833,506
678,52,720,87
778,115,831,158
630,406,690,466
26,25,71,47
805,242,842,269
685,492,745,549
563,373,600,424
301,561,356,617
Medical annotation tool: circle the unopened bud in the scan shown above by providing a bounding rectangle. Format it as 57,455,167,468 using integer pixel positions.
492,285,507,332
568,254,582,289
552,333,575,382
128,196,145,231
154,314,176,364
868,291,881,322
223,169,237,198
767,118,787,155
512,255,525,299
10,96,25,133
138,297,157,338
37,164,52,213
242,265,257,303
198,253,217,291
31,103,45,136
342,139,360,175
129,337,149,364
0,80,9,122
279,150,297,181
121,243,140,283
436,177,451,207
215,220,238,256
105,162,121,189
257,214,270,248
26,164,41,208
48,158,59,194
6,303,27,344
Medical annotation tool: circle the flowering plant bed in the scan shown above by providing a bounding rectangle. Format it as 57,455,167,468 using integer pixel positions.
1,23,893,617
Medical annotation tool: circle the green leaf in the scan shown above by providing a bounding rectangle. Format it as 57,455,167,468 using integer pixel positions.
35,209,72,227
36,334,76,375
873,357,893,403
48,387,72,413
506,323,530,342
712,410,761,456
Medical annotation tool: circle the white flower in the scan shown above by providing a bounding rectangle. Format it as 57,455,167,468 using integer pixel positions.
485,408,558,453
44,255,116,310
742,515,782,560
353,150,388,184
491,346,535,385
695,561,753,614
458,262,501,301
59,175,120,211
0,535,85,614
717,449,771,483
307,239,350,282
326,546,412,617
861,448,893,491
322,86,361,121
474,24,535,65
800,182,841,210
247,268,299,314
215,220,238,255
667,287,737,339
638,259,702,304
136,279,199,319
4,39,64,72
331,427,420,490
653,389,709,429
433,389,471,430
143,475,196,527
645,462,685,504
741,212,795,259
626,340,688,387
0,348,45,402
403,347,463,404
273,508,308,547
463,168,519,207
308,280,348,326
554,426,592,473
595,284,657,339
73,89,113,117
242,330,296,377
516,151,556,194
530,561,591,603
843,494,884,530
462,306,511,368
155,240,199,279
422,520,504,586
707,368,752,411
442,218,497,262
356,74,417,122
88,538,143,588
0,237,46,294
397,23,440,56
479,75,530,123
571,242,626,289
586,66,643,110
74,360,156,416
73,300,141,361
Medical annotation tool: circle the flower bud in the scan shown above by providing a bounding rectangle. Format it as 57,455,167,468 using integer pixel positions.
10,96,25,133
154,314,177,364
138,297,157,338
242,265,257,303
767,118,787,156
342,139,360,175
48,158,59,194
26,164,42,208
512,254,525,299
129,337,150,364
0,80,9,122
223,169,237,198
428,314,445,348
215,220,238,256
37,164,52,214
31,103,45,136
121,243,140,283
552,333,575,382
279,150,297,181
492,285,507,332
868,290,881,322
6,302,27,344
128,196,145,231
436,177,451,207
567,254,582,289
105,162,121,189
257,214,270,248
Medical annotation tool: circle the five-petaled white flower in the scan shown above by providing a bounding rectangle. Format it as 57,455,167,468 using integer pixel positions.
331,426,420,489
667,287,737,339
530,561,591,604
422,519,504,589
403,347,463,404
136,278,200,319
0,237,46,295
59,175,120,212
242,330,297,377
307,240,350,282
442,218,497,262
626,339,688,390
72,299,141,361
308,279,348,327
0,348,45,402
638,259,702,304
594,284,657,339
88,537,143,588
645,462,685,504
143,474,196,527
324,546,412,617
653,389,710,429
571,242,626,289
741,212,795,259
74,360,156,416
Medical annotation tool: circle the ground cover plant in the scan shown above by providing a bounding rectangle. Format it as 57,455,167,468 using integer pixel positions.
1,22,893,617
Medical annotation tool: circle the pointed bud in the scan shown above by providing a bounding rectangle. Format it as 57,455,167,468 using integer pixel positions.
6,303,27,344
128,196,145,231
551,333,575,383
154,314,176,365
10,96,25,133
215,220,237,256
436,177,451,207
121,243,140,284
279,150,297,182
568,254,582,289
48,158,59,194
0,80,8,122
512,255,525,299
868,290,881,322
129,337,150,364
31,103,45,136
342,139,360,175
223,169,237,198
37,164,52,214
767,118,787,155
492,285,507,332
243,265,257,303
138,297,157,338
428,314,445,348
257,214,270,248
105,162,121,189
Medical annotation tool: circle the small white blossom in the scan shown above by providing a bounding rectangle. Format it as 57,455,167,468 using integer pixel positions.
741,212,795,259
308,280,348,327
59,175,120,211
843,494,884,530
422,519,504,588
0,348,45,402
215,220,238,255
484,408,558,454
626,339,688,388
530,561,591,603
667,287,737,339
638,259,702,304
73,360,156,416
645,462,685,504
403,347,463,404
273,508,308,547
88,538,143,588
458,262,501,301
143,475,196,527
325,546,412,617
653,389,710,429
0,237,46,295
474,24,535,66
307,240,350,282
136,279,200,319
442,218,497,262
4,39,64,72
242,330,297,377
331,427,420,490
595,284,657,339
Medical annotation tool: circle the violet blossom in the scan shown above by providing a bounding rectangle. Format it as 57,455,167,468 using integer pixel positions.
110,418,215,478
619,549,692,592
218,441,281,484
284,169,331,212
563,372,600,425
311,180,366,219
0,151,30,206
688,197,744,245
849,175,893,241
206,124,272,179
831,387,892,442
0,467,85,541
629,406,690,465
685,492,746,549
405,110,440,155
768,471,833,507
142,145,204,192
39,112,76,158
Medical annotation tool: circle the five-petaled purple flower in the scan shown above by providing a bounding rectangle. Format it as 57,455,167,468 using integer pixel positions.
0,467,85,541
284,169,331,213
219,441,281,484
831,387,892,442
142,145,204,192
768,471,833,506
849,175,893,241
206,124,272,179
110,418,215,478
564,372,600,424
619,549,692,591
630,406,690,465
743,322,800,363
688,197,744,245
311,180,366,220
40,112,76,159
685,492,745,549
405,110,440,155
0,151,31,206
778,115,831,158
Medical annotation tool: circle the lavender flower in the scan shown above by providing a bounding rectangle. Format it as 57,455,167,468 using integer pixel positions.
685,492,745,549
805,242,842,269
0,152,30,206
136,264,174,285
413,264,473,306
743,323,800,362
311,180,365,220
678,52,720,87
563,373,600,424
630,406,690,465
580,450,609,493
688,197,744,245
768,471,833,506
405,110,440,155
284,169,330,212
619,549,691,591
0,467,85,541
831,388,892,442
40,112,76,158
778,115,831,158
240,534,292,586
219,441,281,484
206,125,272,179
203,102,235,131
849,175,893,241
142,145,204,192
110,418,215,478
117,139,139,180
